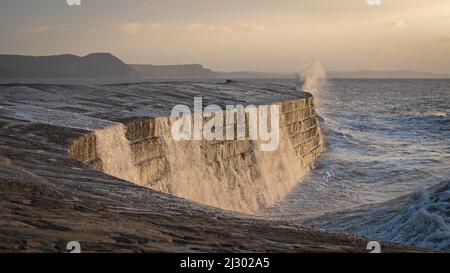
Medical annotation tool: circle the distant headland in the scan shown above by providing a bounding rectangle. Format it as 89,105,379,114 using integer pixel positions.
0,53,448,80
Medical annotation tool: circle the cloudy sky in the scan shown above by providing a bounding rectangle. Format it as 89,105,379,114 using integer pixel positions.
0,0,449,73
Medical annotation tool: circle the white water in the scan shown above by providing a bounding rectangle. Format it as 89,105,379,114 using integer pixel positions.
304,182,450,251
299,61,326,93
265,78,450,251
359,184,450,251
92,111,312,214
153,115,310,214
94,123,141,184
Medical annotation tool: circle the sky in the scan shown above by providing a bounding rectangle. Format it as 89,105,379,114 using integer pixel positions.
0,0,449,73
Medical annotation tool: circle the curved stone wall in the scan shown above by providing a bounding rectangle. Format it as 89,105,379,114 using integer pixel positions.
0,83,422,252
69,96,322,213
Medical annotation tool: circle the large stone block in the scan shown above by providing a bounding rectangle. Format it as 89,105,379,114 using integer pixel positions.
130,138,163,163
68,133,97,163
139,157,168,184
125,118,155,142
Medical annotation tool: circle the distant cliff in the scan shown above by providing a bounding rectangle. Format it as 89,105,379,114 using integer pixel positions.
0,53,138,79
131,64,217,79
2,52,447,80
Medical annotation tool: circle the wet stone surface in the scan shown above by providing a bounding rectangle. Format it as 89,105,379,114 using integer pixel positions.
0,81,422,252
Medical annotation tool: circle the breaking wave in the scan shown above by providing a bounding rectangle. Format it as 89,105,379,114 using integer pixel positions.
263,78,450,251
304,181,450,251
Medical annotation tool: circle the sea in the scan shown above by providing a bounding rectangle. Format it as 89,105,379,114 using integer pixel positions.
2,77,449,251
263,78,450,251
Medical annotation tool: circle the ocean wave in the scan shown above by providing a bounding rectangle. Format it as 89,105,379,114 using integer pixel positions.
303,181,450,251
266,79,450,251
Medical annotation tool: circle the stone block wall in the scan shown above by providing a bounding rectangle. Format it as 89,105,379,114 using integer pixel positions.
69,96,322,212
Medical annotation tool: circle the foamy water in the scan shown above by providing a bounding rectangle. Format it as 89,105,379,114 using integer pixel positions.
95,124,141,183
93,110,311,214
304,182,450,251
152,112,311,213
263,78,450,251
89,79,449,250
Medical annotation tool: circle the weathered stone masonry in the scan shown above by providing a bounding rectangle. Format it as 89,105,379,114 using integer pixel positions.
0,82,422,252
69,95,321,212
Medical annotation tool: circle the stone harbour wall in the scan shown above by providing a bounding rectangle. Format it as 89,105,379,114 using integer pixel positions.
69,96,322,213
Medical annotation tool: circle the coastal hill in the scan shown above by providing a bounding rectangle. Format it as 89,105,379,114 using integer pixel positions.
131,64,216,79
0,52,448,79
215,70,287,79
0,53,138,79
